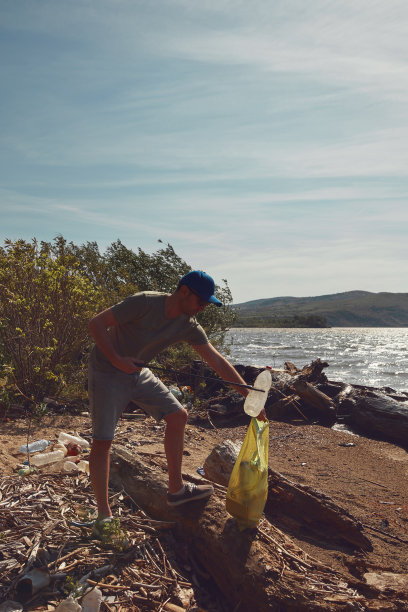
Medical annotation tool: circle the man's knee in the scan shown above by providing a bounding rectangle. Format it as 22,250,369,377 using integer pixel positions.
164,407,188,429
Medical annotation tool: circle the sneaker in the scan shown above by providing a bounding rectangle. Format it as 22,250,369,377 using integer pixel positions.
167,483,214,507
92,516,129,550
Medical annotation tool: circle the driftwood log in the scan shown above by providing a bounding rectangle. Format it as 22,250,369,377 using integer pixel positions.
201,359,408,449
203,441,371,551
290,378,336,420
335,385,408,447
110,445,388,611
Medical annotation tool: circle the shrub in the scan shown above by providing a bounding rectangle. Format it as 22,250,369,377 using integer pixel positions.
0,238,103,402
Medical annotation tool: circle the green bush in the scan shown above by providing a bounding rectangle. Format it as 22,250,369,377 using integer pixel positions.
0,238,103,402
0,236,236,406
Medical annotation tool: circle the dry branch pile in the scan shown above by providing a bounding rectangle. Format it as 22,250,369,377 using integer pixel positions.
0,472,222,611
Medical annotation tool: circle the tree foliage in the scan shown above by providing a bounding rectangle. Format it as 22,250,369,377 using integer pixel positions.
0,238,103,401
0,236,236,405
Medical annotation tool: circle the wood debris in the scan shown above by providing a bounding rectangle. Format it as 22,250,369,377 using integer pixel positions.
0,472,221,611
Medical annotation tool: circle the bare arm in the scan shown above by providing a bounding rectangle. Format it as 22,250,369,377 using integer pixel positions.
88,308,142,374
191,342,249,398
192,342,267,420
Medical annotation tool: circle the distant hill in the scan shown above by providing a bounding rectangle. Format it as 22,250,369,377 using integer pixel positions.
232,291,408,327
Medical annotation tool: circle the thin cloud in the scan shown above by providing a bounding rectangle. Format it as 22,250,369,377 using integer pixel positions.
1,1,407,301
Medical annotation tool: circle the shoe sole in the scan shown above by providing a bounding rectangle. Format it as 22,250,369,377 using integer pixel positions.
167,489,213,507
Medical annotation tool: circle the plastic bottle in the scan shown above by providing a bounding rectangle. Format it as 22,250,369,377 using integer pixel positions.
18,439,50,454
244,367,272,417
54,443,68,456
55,597,82,612
58,431,89,448
77,460,90,474
30,449,65,467
62,460,79,473
46,459,68,474
18,466,37,476
169,386,183,399
81,587,102,612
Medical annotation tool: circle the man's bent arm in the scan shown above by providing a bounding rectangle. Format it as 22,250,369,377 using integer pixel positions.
88,308,140,374
191,342,249,398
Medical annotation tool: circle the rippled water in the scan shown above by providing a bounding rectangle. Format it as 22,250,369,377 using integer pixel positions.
226,328,408,392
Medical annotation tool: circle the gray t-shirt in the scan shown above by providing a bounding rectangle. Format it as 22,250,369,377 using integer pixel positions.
90,292,209,373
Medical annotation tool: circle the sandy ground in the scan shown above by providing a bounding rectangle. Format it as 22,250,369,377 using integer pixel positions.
2,407,408,591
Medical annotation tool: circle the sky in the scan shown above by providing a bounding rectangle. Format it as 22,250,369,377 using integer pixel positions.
1,0,407,304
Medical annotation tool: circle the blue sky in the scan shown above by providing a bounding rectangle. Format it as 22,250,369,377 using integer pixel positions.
1,0,407,303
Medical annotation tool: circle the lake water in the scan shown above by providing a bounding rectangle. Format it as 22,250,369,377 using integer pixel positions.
225,328,408,393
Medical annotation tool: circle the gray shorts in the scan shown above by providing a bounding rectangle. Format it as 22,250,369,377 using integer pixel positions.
88,365,182,440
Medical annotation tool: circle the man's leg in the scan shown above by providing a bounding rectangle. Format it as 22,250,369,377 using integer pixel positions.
88,366,132,520
89,439,113,518
134,369,213,506
163,408,188,493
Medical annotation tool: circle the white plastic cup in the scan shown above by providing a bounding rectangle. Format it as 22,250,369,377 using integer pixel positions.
244,368,272,417
16,567,51,597
30,449,65,467
58,431,89,448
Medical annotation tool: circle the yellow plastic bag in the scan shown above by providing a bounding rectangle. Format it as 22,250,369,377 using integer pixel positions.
226,417,269,530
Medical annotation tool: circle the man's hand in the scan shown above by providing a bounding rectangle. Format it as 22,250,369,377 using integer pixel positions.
89,309,144,374
112,356,144,374
256,408,268,422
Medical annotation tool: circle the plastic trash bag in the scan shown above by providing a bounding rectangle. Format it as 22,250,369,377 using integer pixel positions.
226,417,269,530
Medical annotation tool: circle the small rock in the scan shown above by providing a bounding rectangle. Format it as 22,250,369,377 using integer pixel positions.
0,602,24,612
364,571,408,592
203,440,241,486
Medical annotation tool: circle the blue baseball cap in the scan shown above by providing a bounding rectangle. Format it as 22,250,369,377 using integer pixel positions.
179,271,223,307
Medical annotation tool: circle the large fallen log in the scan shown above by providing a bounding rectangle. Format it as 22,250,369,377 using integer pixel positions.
110,445,389,611
290,378,336,421
203,441,371,551
335,385,408,447
197,358,408,448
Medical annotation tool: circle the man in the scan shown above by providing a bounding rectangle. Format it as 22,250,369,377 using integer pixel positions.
88,270,250,537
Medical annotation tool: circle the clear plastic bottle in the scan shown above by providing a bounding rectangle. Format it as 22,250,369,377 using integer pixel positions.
169,386,183,399
30,449,65,467
77,460,90,474
54,443,68,456
244,367,272,417
58,431,89,448
18,439,50,454
46,459,67,474
62,460,79,473
81,587,102,612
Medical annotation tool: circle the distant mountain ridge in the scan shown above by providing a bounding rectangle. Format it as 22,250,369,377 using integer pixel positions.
232,291,408,327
